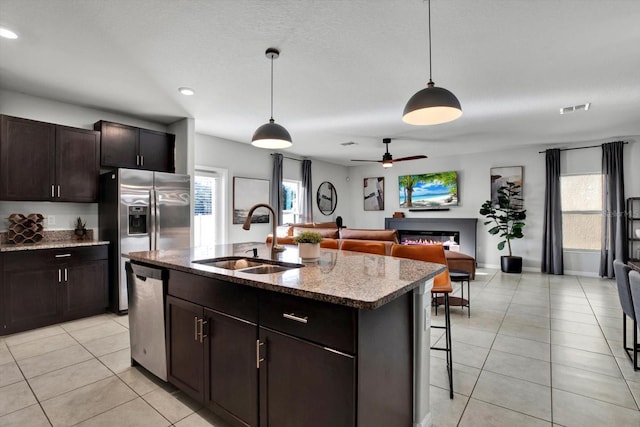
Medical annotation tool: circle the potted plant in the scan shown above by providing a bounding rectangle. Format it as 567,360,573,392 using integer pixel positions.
75,216,87,239
479,182,526,273
293,231,324,261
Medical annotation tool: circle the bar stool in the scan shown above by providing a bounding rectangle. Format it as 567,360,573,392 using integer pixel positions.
340,240,386,255
449,270,471,317
614,260,639,370
390,243,454,398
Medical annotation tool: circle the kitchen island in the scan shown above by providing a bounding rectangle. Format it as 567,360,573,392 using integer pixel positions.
126,242,444,427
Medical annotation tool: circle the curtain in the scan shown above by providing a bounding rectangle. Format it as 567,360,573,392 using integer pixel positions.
600,141,626,277
301,160,313,223
541,149,564,274
271,153,283,226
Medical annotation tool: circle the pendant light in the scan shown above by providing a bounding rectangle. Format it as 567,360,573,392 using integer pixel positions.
252,48,292,149
402,0,462,125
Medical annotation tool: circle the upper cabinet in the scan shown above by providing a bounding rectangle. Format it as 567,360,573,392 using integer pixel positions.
94,120,175,173
0,115,99,202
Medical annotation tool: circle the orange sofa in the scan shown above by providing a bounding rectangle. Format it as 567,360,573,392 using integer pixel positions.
267,222,476,279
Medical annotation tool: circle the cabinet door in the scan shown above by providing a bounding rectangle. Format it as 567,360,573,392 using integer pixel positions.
61,260,108,319
205,309,258,427
259,328,355,427
55,126,100,202
96,121,138,168
166,296,205,402
3,265,60,333
139,129,175,173
0,115,55,200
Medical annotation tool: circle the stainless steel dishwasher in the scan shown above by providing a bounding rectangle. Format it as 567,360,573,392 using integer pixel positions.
125,261,168,381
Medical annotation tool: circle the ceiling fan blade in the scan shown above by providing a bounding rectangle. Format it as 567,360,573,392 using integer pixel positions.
391,155,428,162
351,159,382,163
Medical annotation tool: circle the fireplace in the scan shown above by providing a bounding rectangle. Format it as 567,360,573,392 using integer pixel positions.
398,230,461,251
385,217,477,259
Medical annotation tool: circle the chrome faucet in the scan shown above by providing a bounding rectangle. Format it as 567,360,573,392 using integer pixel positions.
242,203,286,255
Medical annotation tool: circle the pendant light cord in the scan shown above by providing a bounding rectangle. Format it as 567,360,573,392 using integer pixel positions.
428,0,433,83
270,54,274,121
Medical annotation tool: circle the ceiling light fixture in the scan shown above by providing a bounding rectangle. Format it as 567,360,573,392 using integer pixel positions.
251,48,292,149
0,27,18,39
178,87,195,96
402,0,462,125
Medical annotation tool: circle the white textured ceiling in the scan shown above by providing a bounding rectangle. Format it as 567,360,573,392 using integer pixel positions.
1,0,639,166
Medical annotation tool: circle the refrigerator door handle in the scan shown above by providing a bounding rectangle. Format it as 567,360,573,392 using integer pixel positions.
149,189,156,251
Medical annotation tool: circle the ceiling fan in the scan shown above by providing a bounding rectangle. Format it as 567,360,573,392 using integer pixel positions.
351,138,427,168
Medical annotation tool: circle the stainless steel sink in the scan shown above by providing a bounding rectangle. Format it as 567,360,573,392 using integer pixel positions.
192,256,303,274
239,265,293,274
193,257,264,270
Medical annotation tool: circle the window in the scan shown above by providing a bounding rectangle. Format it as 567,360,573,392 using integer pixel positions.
194,167,227,246
282,180,301,224
560,174,602,250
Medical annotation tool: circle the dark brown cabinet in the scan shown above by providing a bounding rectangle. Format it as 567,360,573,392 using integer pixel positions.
0,115,99,202
95,120,175,172
1,245,109,335
163,267,414,427
258,328,355,427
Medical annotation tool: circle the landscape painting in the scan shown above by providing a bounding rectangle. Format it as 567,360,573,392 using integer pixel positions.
398,172,458,208
233,177,270,224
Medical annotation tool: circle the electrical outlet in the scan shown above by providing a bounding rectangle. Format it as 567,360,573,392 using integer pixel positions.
48,215,55,226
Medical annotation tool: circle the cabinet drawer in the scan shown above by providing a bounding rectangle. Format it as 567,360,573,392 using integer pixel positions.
168,270,257,323
259,291,356,354
4,245,108,270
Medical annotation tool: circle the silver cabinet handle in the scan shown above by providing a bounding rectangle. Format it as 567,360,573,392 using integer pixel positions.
136,155,140,166
283,313,308,324
58,268,62,283
57,185,60,198
55,254,71,258
140,155,144,166
256,340,265,368
64,268,68,282
194,316,198,341
198,319,207,343
51,185,55,198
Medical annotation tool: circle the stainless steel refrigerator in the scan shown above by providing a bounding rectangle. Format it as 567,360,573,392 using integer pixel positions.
99,169,191,313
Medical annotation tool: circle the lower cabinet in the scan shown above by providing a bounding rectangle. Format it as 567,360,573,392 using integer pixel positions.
166,295,258,427
1,245,109,335
165,268,413,426
258,327,355,427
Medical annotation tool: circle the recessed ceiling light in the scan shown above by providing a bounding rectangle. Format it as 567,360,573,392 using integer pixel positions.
560,102,591,115
178,87,195,96
0,27,18,39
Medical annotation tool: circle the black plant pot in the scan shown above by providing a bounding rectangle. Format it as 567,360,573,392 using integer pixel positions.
501,256,522,273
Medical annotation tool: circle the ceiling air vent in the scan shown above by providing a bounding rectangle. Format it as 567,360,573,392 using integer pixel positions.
340,141,357,146
560,103,591,115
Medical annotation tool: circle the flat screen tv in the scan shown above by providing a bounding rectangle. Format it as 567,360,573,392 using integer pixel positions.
398,171,458,208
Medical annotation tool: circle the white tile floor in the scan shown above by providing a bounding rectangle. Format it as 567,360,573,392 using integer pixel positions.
1,268,639,426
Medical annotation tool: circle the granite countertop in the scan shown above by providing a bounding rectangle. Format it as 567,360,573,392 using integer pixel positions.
126,242,444,310
0,240,110,252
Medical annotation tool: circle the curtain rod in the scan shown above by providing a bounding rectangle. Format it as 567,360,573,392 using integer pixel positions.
270,153,303,162
538,141,628,154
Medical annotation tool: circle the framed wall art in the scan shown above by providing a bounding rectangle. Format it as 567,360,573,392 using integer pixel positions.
364,177,384,211
233,177,270,224
398,171,458,208
490,166,523,208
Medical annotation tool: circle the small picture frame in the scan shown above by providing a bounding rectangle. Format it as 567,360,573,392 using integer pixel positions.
233,177,270,224
490,166,523,208
363,177,384,211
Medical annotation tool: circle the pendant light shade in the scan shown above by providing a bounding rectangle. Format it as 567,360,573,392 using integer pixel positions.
403,0,462,126
251,118,292,149
402,81,462,125
252,48,292,149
